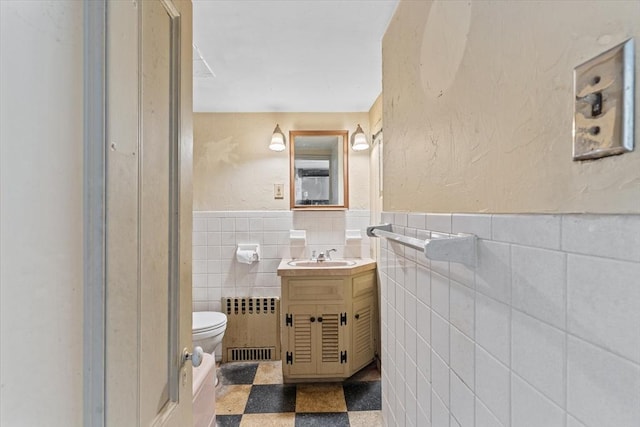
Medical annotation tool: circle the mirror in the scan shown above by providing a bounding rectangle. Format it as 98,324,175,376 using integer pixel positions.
289,130,349,209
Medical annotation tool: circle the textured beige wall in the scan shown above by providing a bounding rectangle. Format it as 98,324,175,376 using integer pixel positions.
369,94,383,136
194,113,371,210
369,93,383,221
383,0,640,213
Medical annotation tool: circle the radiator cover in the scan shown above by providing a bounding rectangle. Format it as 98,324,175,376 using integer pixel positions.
221,297,281,362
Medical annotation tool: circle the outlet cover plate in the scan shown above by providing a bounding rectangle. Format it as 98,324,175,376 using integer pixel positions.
573,38,634,161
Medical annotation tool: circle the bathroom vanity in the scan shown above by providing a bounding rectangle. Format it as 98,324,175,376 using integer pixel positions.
277,259,378,382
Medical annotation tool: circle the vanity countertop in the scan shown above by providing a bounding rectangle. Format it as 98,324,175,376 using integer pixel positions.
277,258,376,277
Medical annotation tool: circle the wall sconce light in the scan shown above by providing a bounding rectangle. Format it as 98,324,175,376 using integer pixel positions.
350,124,369,151
269,124,286,152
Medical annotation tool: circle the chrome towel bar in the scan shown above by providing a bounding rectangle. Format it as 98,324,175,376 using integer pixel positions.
367,224,477,267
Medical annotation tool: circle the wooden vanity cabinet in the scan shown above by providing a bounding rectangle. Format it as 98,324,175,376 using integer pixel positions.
280,268,377,382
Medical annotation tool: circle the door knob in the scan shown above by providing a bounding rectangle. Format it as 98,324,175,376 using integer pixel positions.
184,346,204,367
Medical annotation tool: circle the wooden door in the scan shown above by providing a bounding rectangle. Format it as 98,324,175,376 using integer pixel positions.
351,296,375,371
105,0,193,425
285,304,316,377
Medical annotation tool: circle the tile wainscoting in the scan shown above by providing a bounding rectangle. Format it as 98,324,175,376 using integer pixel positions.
378,212,640,427
192,210,371,311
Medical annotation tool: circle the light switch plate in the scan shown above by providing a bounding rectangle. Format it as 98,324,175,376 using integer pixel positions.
274,184,284,199
573,38,634,161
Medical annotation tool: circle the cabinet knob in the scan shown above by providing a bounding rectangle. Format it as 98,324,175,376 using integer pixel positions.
310,316,316,322
317,317,323,322
355,313,360,319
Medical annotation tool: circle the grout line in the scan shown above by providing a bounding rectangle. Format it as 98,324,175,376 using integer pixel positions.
508,282,513,427
564,247,569,427
447,255,452,416
429,252,434,427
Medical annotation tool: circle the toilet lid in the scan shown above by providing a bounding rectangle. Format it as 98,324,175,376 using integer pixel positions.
193,311,227,333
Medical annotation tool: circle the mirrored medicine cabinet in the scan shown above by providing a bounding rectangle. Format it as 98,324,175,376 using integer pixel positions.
289,130,349,210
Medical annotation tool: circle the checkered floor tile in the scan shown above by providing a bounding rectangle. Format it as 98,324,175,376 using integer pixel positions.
215,360,382,427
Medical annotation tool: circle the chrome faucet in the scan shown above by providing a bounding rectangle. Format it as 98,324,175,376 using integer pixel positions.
317,248,337,262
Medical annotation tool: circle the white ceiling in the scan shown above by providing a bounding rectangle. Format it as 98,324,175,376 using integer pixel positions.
192,0,398,113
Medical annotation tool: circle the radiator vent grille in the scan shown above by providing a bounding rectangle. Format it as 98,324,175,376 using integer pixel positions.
221,297,280,363
228,347,275,362
225,297,278,315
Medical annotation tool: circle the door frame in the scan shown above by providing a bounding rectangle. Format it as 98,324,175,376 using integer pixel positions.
83,1,107,426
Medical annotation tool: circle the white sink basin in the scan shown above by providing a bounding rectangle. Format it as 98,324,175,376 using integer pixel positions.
287,260,357,267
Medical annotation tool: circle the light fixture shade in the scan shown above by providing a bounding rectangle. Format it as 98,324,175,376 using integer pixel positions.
269,124,286,151
350,124,369,151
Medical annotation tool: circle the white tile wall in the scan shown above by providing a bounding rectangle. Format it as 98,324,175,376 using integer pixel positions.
511,310,565,406
475,398,503,427
380,212,640,427
567,254,640,363
475,346,509,426
475,293,510,366
511,374,564,427
192,210,371,311
450,281,474,338
567,336,640,427
511,245,566,329
451,371,475,427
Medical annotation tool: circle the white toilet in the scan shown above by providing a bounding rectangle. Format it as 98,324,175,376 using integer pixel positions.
192,311,227,362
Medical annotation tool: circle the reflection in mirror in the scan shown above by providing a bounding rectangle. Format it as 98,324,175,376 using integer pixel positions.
290,130,349,209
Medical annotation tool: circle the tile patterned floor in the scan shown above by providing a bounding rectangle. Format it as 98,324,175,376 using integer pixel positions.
215,360,382,427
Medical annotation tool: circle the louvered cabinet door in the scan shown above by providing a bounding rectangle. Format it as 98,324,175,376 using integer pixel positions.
351,296,375,371
316,304,348,376
285,304,316,377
